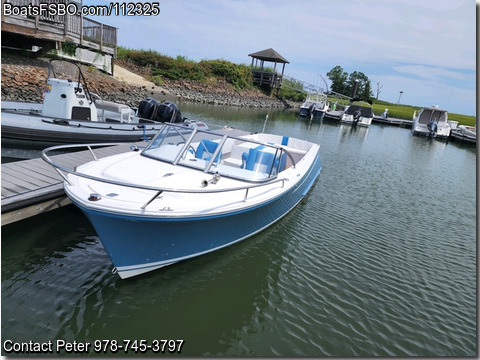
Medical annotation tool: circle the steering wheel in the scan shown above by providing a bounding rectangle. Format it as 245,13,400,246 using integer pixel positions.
177,141,196,158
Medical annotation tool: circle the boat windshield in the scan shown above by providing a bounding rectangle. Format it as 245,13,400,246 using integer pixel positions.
142,124,293,182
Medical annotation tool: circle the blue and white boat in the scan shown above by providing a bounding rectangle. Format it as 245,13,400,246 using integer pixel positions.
42,123,322,279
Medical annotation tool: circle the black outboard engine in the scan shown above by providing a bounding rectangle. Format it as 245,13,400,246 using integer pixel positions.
427,120,438,135
155,101,182,123
137,98,182,123
137,98,159,120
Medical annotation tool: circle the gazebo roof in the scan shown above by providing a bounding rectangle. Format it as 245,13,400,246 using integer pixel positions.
248,48,289,63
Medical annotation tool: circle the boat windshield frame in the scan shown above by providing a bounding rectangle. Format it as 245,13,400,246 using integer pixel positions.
141,123,297,183
47,59,93,104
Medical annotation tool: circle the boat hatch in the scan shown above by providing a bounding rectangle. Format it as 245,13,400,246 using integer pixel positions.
141,123,296,182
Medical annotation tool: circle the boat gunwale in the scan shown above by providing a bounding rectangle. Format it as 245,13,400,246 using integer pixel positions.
42,140,318,201
42,143,290,193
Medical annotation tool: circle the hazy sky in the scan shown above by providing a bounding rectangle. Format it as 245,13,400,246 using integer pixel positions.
83,0,476,116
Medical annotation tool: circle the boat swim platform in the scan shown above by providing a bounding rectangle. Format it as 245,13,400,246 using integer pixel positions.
1,127,250,225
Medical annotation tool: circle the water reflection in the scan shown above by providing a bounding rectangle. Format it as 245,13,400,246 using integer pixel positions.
1,103,476,356
2,203,293,356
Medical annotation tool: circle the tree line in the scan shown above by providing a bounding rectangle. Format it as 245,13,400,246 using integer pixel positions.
326,65,373,100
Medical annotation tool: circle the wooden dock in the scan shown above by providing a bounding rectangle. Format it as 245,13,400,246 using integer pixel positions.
1,143,135,225
373,115,412,127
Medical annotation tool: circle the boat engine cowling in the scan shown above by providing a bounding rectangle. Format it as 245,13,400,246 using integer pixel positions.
427,120,438,133
137,98,182,123
353,109,362,123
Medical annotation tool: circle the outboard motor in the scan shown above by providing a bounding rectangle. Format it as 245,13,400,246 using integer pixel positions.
137,99,182,123
137,98,160,120
155,101,182,123
427,120,438,135
353,108,362,124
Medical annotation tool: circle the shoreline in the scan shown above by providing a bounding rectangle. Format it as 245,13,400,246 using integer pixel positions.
1,53,301,110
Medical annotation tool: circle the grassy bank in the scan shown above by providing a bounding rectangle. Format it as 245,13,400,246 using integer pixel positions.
117,47,475,125
117,47,253,90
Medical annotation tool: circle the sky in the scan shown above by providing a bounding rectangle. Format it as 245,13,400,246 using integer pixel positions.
83,0,477,116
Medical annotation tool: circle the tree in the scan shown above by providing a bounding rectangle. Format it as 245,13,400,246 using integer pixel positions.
346,71,373,99
326,66,348,95
326,66,374,100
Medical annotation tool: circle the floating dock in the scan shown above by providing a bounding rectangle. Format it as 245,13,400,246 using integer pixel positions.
449,129,476,144
1,144,135,225
324,111,413,127
372,115,412,127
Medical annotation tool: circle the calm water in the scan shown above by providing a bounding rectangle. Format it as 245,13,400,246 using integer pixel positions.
2,103,477,356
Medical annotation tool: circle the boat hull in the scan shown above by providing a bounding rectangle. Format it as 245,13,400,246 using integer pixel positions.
1,111,163,148
340,115,373,127
312,109,326,120
298,107,310,117
411,126,450,139
69,152,322,279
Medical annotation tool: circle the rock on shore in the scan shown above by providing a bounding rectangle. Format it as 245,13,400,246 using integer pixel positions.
1,53,152,108
1,53,300,109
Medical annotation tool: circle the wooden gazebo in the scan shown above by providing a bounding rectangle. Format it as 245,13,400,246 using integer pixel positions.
248,48,289,92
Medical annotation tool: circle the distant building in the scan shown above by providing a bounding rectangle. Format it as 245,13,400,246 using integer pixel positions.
248,48,289,93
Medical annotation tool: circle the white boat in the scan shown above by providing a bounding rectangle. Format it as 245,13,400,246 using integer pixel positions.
450,124,476,144
1,60,206,156
42,123,322,279
299,92,329,119
340,102,374,127
411,105,450,139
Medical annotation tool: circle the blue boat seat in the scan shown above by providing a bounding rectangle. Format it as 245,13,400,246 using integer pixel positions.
275,152,288,172
241,147,276,174
196,140,222,162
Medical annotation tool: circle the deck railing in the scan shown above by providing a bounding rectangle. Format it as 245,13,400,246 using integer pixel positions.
251,70,283,88
1,0,117,55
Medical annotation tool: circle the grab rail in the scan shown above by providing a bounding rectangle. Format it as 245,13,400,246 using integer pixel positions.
42,143,287,210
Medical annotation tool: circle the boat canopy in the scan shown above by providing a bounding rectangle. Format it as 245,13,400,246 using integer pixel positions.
345,104,374,118
142,123,299,182
417,108,448,125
